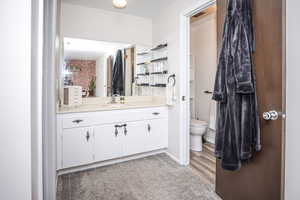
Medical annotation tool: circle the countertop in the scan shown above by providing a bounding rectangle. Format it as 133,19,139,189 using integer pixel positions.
57,101,168,114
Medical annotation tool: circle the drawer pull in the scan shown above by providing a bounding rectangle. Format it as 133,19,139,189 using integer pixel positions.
86,131,90,142
152,112,160,116
72,119,83,124
114,125,119,137
123,124,127,136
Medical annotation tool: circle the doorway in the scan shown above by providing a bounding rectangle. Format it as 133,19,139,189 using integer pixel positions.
188,4,217,185
180,0,286,199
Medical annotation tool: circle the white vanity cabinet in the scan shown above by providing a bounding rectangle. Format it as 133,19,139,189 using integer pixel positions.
93,124,124,162
145,119,168,151
62,127,94,169
57,106,168,170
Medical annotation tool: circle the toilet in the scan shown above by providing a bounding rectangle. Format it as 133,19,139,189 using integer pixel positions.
190,119,208,151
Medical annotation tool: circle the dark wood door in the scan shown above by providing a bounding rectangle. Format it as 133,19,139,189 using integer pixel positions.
216,0,285,200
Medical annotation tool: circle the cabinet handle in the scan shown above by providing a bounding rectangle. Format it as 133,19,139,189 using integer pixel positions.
86,131,90,141
152,112,160,116
114,125,119,137
123,124,127,136
72,119,83,124
148,124,151,132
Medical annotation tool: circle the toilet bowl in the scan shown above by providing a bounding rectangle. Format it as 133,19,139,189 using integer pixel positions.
190,119,208,151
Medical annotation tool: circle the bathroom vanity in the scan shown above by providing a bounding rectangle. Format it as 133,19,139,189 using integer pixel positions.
56,102,168,171
57,39,172,173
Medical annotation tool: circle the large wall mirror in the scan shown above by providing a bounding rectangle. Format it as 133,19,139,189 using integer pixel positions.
62,37,144,98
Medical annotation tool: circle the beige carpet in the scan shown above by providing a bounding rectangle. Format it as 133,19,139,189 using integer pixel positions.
57,154,221,200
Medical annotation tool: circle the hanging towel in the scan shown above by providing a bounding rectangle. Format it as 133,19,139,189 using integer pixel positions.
212,0,261,171
112,50,124,95
166,75,176,106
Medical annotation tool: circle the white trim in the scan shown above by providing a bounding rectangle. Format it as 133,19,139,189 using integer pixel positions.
43,0,59,199
179,0,216,166
31,0,44,199
166,152,181,164
57,149,167,175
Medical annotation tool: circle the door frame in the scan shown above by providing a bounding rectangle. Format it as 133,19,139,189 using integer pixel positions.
179,0,216,165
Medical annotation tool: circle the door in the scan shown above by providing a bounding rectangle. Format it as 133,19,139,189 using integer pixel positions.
216,0,285,200
123,121,147,156
146,119,168,151
94,124,124,162
62,127,94,168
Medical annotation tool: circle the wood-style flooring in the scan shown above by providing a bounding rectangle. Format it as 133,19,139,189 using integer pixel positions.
190,142,216,185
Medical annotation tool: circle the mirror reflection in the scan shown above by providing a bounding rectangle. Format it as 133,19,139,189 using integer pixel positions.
63,38,136,97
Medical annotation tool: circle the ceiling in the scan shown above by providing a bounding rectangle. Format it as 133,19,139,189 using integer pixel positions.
62,0,174,18
64,37,131,60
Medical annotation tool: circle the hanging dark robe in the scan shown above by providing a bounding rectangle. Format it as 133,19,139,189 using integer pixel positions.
112,50,124,95
212,0,261,171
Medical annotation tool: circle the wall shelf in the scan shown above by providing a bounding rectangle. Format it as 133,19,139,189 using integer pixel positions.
135,43,168,95
151,57,168,63
150,84,167,88
151,43,168,51
150,70,168,75
137,83,150,87
137,73,150,76
137,62,148,66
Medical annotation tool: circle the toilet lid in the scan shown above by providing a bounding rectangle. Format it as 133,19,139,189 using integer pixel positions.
190,119,207,127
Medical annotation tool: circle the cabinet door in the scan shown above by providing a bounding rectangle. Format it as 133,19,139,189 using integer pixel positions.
146,119,168,151
123,121,147,156
62,127,93,168
94,124,123,162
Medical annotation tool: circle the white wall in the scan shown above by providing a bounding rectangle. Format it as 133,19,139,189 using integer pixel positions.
61,3,153,46
190,13,217,122
0,0,32,199
285,1,300,199
152,0,212,160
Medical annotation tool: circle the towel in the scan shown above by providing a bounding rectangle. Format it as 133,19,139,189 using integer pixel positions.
166,77,176,106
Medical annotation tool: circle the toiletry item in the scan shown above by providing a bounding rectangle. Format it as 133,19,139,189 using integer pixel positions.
120,96,125,104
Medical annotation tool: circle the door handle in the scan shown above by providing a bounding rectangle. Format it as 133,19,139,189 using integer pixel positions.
204,90,213,94
147,124,151,132
263,110,285,121
86,131,90,141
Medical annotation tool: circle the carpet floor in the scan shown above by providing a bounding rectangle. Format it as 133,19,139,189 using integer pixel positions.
57,153,221,200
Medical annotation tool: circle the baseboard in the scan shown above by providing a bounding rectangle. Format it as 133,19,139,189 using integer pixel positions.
165,152,181,164
57,149,167,175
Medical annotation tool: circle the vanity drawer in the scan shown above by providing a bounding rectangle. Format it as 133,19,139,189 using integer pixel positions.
60,107,168,129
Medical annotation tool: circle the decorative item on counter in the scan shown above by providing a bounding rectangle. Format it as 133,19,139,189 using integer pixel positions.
63,86,83,107
120,96,125,104
88,76,96,97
